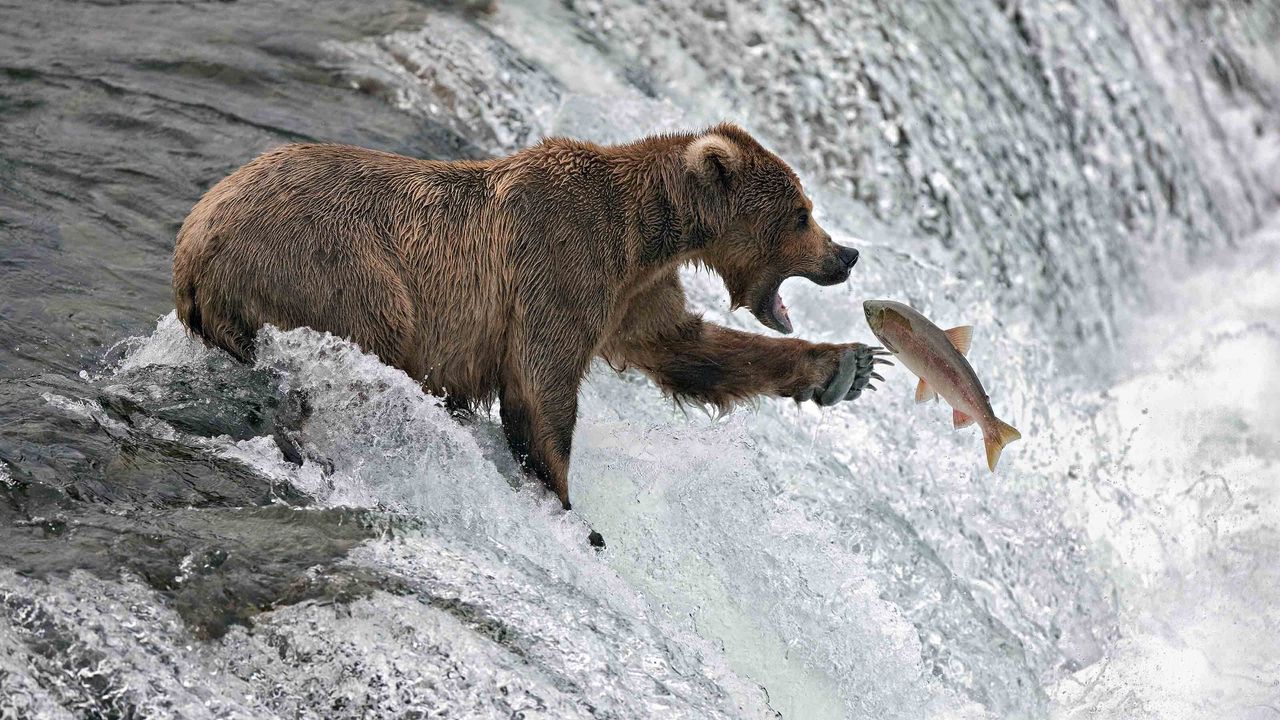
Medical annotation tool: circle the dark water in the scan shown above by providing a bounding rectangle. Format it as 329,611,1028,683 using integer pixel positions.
0,0,482,644
0,0,482,379
2,1,1278,718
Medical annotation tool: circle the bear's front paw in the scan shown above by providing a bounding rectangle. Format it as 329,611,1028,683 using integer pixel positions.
796,344,892,406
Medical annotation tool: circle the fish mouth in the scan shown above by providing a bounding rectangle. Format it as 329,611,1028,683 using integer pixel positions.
751,279,793,334
862,300,881,331
862,300,892,349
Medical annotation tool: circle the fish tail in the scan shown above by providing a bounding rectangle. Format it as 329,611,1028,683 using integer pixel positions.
983,418,1022,472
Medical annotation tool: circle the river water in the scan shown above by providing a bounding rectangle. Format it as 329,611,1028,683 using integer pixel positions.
1,1,1277,718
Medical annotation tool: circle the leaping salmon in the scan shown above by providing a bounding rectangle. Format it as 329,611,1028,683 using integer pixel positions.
863,300,1021,471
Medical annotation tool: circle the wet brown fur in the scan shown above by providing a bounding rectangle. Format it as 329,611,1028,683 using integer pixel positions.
173,124,865,509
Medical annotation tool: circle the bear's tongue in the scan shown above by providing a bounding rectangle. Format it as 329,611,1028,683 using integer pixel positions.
771,291,793,334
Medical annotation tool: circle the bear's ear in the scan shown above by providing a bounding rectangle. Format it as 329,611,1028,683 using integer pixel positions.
684,133,740,187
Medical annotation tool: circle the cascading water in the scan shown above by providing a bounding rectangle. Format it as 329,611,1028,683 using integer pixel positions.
1,0,1276,718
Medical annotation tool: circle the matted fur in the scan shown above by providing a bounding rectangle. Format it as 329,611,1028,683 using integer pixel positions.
173,124,867,509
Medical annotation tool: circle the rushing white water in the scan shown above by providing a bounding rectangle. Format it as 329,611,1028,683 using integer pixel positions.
3,0,1276,718
1048,219,1280,718
10,225,1276,718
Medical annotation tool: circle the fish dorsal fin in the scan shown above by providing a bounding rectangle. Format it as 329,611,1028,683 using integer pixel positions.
945,326,973,355
915,378,937,403
953,408,976,429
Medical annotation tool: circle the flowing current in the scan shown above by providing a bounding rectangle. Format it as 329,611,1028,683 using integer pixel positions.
1,1,1277,718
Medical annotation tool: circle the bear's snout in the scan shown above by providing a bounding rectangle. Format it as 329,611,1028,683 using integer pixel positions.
836,244,859,269
806,242,859,286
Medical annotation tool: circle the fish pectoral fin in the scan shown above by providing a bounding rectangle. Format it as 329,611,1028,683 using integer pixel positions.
953,408,976,429
914,378,937,403
944,325,973,356
983,418,1022,472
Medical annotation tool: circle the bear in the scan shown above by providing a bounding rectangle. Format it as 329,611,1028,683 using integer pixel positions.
172,123,887,512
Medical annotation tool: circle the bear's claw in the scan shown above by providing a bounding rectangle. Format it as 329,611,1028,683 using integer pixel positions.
816,344,891,405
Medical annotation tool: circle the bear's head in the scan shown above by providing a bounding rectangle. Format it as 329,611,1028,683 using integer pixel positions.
683,125,858,335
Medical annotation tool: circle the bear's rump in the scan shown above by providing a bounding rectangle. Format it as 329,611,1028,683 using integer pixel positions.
190,227,420,374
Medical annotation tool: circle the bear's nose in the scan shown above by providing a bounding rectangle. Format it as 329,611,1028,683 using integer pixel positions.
836,244,859,268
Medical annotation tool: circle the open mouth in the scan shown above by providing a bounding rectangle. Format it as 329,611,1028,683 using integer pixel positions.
753,281,793,334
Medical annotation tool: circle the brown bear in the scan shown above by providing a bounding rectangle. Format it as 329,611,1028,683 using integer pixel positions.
172,123,887,512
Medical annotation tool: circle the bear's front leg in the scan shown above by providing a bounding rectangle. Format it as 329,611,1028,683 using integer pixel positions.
499,353,589,510
607,316,890,410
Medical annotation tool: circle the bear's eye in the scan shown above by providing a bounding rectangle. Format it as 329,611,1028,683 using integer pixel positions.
794,209,809,231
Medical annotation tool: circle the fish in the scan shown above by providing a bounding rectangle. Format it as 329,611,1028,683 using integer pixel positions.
863,299,1021,471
